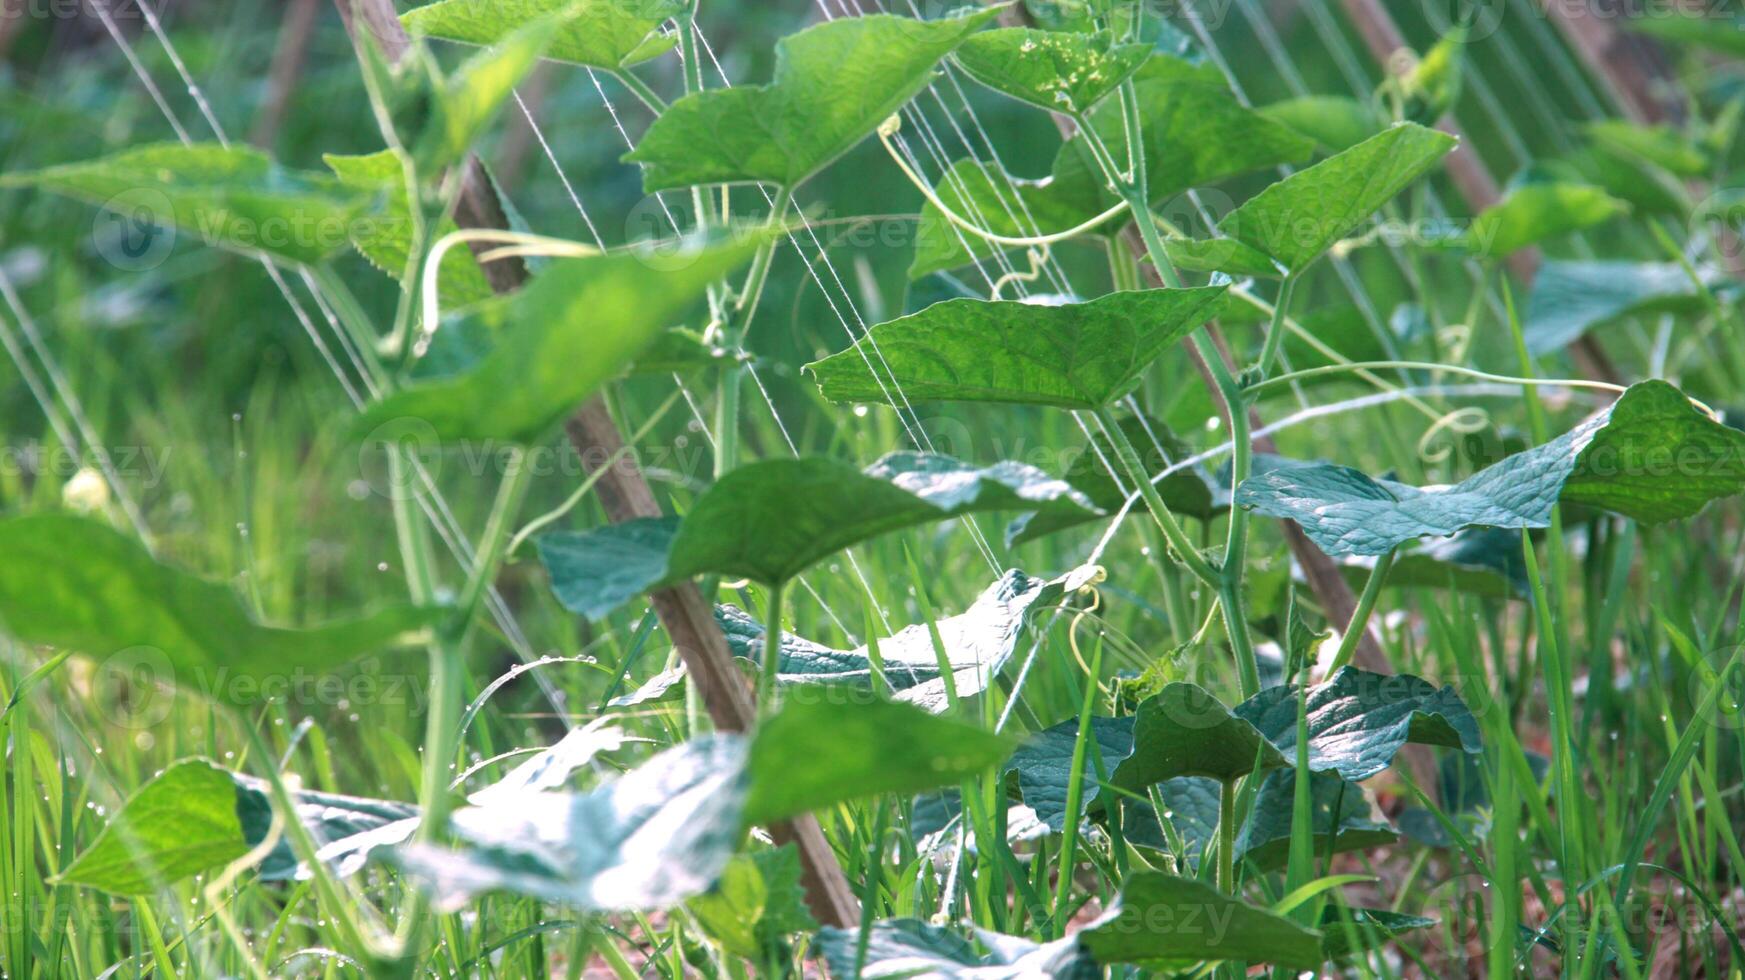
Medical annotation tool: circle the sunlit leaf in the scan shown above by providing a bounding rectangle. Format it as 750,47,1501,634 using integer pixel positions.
0,514,435,706
402,0,683,70
1216,123,1455,272
955,27,1150,114
806,287,1228,411
536,453,1099,617
325,149,494,306
415,14,559,172
1457,181,1627,258
625,9,1001,190
908,157,1111,279
0,143,368,265
1233,667,1482,782
817,919,1097,978
1260,95,1383,152
1078,872,1324,968
354,232,763,444
688,845,817,960
1237,381,1745,556
1161,235,1283,277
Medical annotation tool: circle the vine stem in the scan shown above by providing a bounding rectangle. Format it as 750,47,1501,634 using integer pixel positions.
1326,547,1397,675
1243,360,1630,402
1217,777,1237,894
1093,405,1220,588
758,580,786,712
714,185,792,478
612,67,667,113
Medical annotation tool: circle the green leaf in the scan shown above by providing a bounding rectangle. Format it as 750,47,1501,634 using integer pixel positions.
395,735,749,911
56,760,251,895
1524,260,1723,355
1458,182,1627,258
402,0,683,70
1234,667,1481,782
0,143,367,266
1078,872,1324,968
742,690,1017,826
1585,120,1709,178
1629,11,1745,58
806,287,1228,411
1319,907,1438,959
1259,95,1383,152
908,156,1111,279
1160,235,1284,277
536,453,1099,614
1234,769,1398,870
955,28,1150,114
687,845,817,960
1057,55,1317,209
717,565,1096,712
1006,413,1225,547
1110,683,1286,789
56,759,417,894
325,149,494,306
0,514,435,706
415,13,558,171
237,779,419,882
625,9,1001,190
354,232,762,444
1341,527,1527,600
817,920,1097,978
1398,24,1466,124
1534,145,1691,217
1005,715,1136,832
1237,381,1745,556
1216,123,1456,272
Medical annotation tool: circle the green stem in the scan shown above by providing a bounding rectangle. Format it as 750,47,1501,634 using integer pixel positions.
1243,360,1626,402
1054,631,1103,935
1326,547,1397,674
1254,275,1298,377
612,68,667,113
758,580,787,713
1217,778,1236,894
714,185,792,478
1093,406,1219,588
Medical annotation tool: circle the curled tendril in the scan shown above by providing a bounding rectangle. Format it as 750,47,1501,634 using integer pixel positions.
1416,405,1494,465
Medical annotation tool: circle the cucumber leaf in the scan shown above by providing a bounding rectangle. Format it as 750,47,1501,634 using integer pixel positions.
1216,123,1455,272
742,690,1016,826
402,0,683,70
0,143,368,266
687,846,817,961
805,287,1228,411
1233,667,1481,782
354,232,763,444
1078,872,1324,968
1259,95,1383,152
537,453,1098,616
1339,527,1527,599
1458,181,1627,258
955,27,1150,113
1109,682,1286,789
1004,715,1136,831
415,14,558,172
1236,381,1745,556
1006,413,1225,547
0,514,435,705
625,9,1001,191
325,149,494,306
1524,260,1724,354
1233,769,1398,870
908,157,1112,279
1319,907,1438,959
817,920,1096,978
1161,235,1283,277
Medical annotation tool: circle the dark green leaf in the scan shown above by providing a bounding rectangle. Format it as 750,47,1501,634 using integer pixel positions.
908,157,1112,279
806,287,1228,411
816,920,1096,978
354,233,762,444
1109,683,1286,789
743,690,1016,826
955,28,1150,114
1007,413,1225,547
1005,714,1135,831
1234,769,1398,870
1524,260,1723,354
1319,907,1437,959
1234,666,1481,782
0,514,434,706
625,9,1001,190
1237,381,1745,556
537,453,1099,614
1340,527,1527,599
402,0,683,70
0,143,368,265
1078,871,1324,968
1216,123,1456,271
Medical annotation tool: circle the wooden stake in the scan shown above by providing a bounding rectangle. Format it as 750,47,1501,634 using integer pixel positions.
331,0,859,928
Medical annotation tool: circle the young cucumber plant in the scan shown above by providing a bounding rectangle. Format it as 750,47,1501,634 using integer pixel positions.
7,1,1745,976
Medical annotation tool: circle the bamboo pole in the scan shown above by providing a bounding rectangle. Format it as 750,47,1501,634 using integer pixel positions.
331,0,859,928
